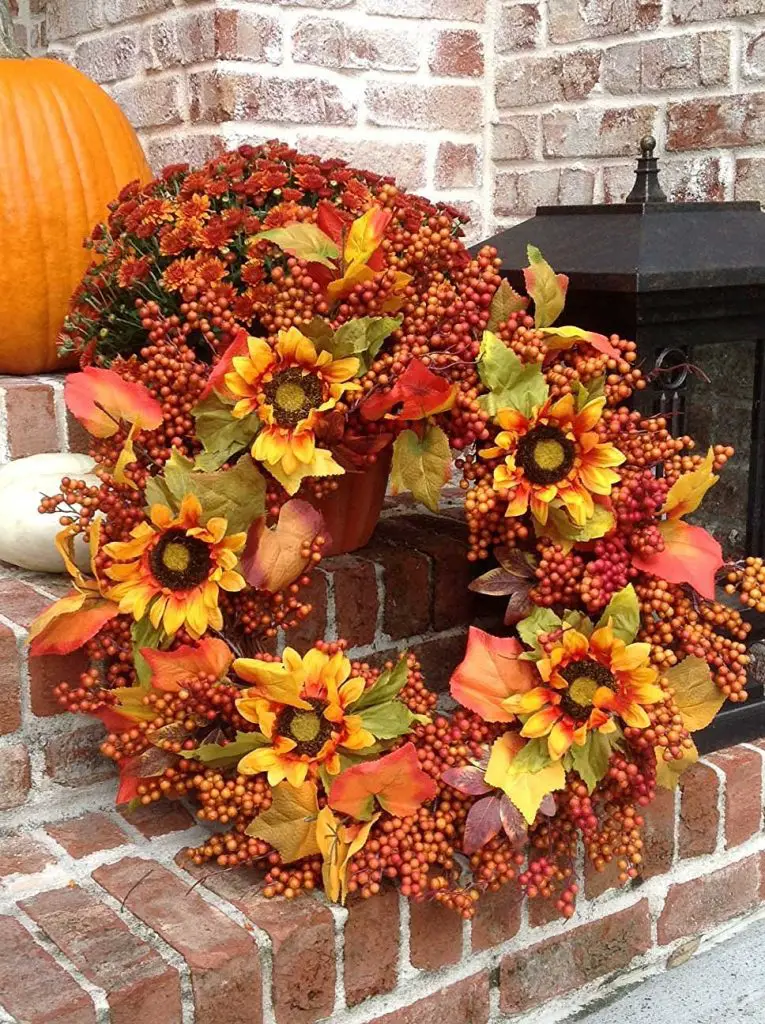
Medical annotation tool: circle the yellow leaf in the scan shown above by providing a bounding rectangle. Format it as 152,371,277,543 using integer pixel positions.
665,656,725,732
251,223,339,269
655,740,699,790
344,207,391,268
502,760,566,825
110,682,157,723
114,423,140,489
247,781,321,863
664,448,718,520
484,732,526,788
522,245,568,328
316,806,379,904
390,425,451,513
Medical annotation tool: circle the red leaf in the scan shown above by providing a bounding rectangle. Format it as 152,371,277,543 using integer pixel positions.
29,596,120,657
442,765,493,797
539,793,557,816
201,327,251,399
142,637,233,693
632,519,722,601
65,367,163,438
329,743,437,820
116,772,141,806
243,500,327,593
317,200,352,247
360,359,457,422
463,795,503,854
499,794,527,848
449,626,537,723
91,706,141,735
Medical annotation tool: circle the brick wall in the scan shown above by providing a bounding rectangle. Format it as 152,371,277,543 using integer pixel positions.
11,1,765,247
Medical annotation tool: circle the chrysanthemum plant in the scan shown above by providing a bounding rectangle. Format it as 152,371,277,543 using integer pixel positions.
30,143,750,918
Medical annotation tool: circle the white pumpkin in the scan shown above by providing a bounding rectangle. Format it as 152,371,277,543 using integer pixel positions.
0,453,99,573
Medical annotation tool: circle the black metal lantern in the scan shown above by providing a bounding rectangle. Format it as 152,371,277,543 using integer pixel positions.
477,138,765,751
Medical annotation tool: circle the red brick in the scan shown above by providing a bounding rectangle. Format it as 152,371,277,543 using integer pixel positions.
409,898,462,969
344,888,399,1006
761,849,765,902
365,82,483,133
365,0,485,18
93,857,262,1024
0,621,21,734
105,0,172,24
496,51,601,109
0,835,54,877
429,29,483,78
679,762,720,858
145,132,226,175
66,411,92,454
1,379,60,458
21,886,182,1024
30,648,88,717
657,854,761,945
0,915,96,1023
497,4,541,52
709,747,763,848
411,628,471,693
472,884,522,951
549,0,661,44
201,867,334,1024
146,9,281,69
603,156,724,204
281,570,327,650
543,106,657,159
0,577,51,628
584,855,624,899
111,75,185,131
669,0,762,21
120,798,194,838
500,900,651,1014
736,157,765,201
293,16,417,71
667,94,765,151
45,722,115,787
495,167,595,218
329,556,378,647
368,972,490,1024
46,812,129,858
366,540,430,639
640,785,675,879
528,893,564,928
0,743,30,810
47,0,104,42
74,26,143,83
297,135,428,192
743,29,765,82
604,34,729,94
701,31,732,87
491,117,539,161
190,69,356,126
435,142,482,191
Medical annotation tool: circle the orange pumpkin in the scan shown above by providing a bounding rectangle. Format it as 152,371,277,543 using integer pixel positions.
0,2,151,374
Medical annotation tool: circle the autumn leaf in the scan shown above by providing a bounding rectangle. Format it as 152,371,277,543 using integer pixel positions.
502,759,567,825
595,584,640,644
65,367,164,438
344,206,392,268
484,732,528,789
113,424,140,489
179,731,269,769
141,636,234,693
539,325,619,359
251,223,339,268
201,328,252,400
569,731,614,794
316,806,379,904
247,781,322,863
486,279,528,332
349,658,409,712
655,740,699,790
192,391,260,471
469,547,536,625
327,316,401,373
389,425,451,512
328,743,437,821
631,519,722,601
242,499,326,593
449,626,537,722
121,747,178,779
522,245,568,329
477,331,548,418
499,794,528,847
361,358,457,422
516,606,563,659
665,656,725,732
663,448,719,520
484,733,566,825
356,700,417,740
442,764,493,797
463,794,503,853
28,593,120,657
535,503,615,551
268,446,346,497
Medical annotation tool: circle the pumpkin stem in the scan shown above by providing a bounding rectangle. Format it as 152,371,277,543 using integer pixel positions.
0,0,26,59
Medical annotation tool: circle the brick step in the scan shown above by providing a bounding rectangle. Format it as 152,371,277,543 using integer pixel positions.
0,375,88,463
0,745,763,1024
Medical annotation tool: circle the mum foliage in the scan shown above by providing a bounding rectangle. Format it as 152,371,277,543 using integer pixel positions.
30,144,752,920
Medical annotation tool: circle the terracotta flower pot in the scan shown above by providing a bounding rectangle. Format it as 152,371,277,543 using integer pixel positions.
312,450,392,556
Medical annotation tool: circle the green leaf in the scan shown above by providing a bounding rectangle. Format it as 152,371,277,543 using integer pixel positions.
251,223,339,268
596,584,640,644
477,331,548,418
572,376,605,412
180,731,270,769
486,279,527,332
517,606,562,658
563,610,594,637
358,701,417,740
192,392,260,472
299,317,335,351
507,737,553,776
151,450,266,534
131,618,167,685
523,245,567,328
570,732,613,794
390,425,451,513
144,472,176,510
534,504,615,552
330,316,402,373
349,659,409,712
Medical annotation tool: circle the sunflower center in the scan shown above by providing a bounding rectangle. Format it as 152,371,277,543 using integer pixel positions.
559,658,615,721
516,424,576,487
264,367,324,428
275,698,334,757
149,529,212,591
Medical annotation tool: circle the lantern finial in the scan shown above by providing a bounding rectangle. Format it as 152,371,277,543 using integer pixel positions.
626,135,667,205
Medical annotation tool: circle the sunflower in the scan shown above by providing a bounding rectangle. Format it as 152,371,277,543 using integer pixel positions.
234,647,376,787
103,494,246,638
482,393,624,526
223,326,360,490
503,621,665,760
